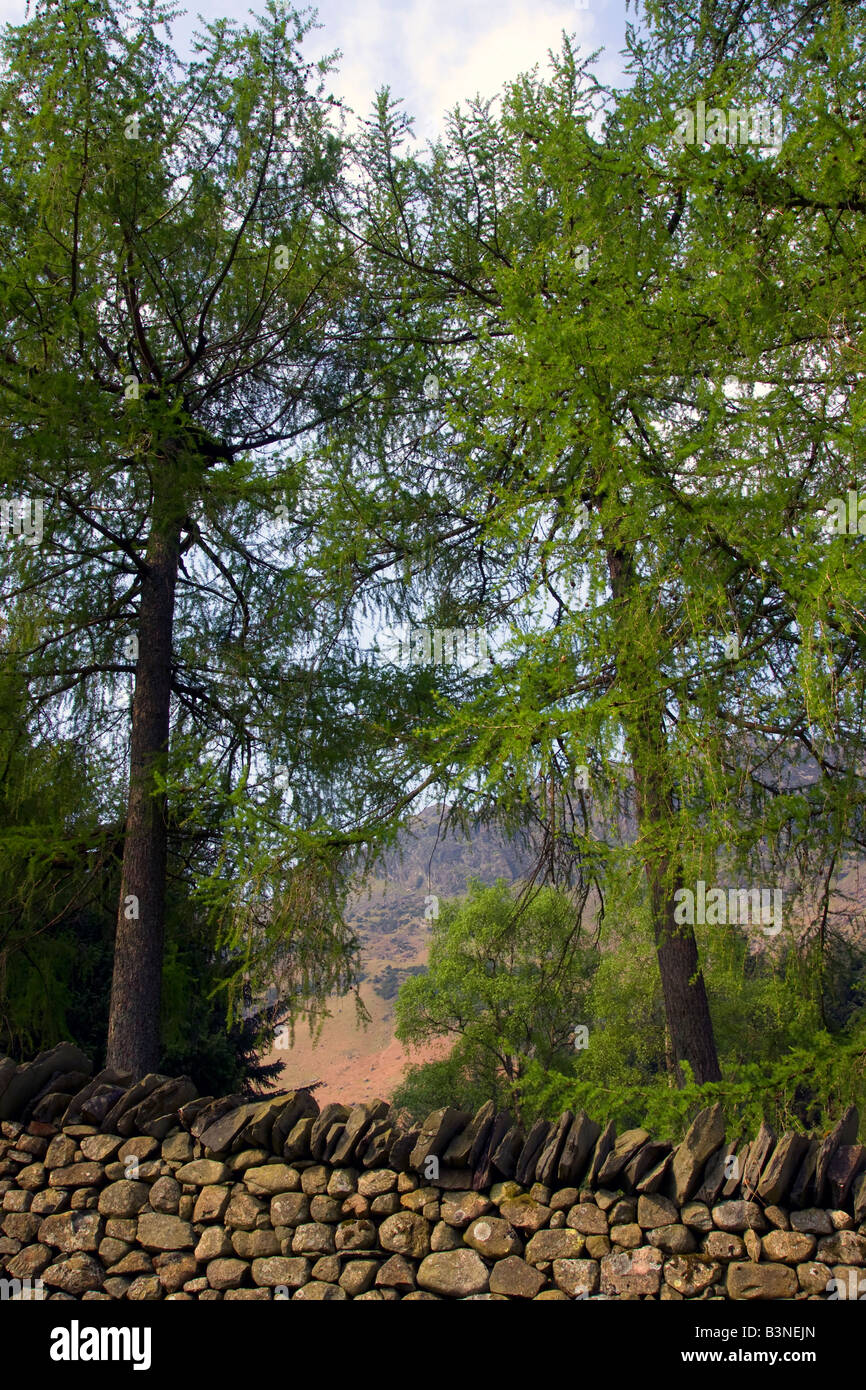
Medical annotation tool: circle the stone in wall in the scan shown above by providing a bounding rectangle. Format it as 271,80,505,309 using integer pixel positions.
0,1044,863,1301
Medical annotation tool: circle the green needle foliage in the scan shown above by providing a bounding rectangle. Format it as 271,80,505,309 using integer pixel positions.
0,0,433,1075
394,879,866,1136
0,638,280,1092
317,0,866,1088
1,0,864,1106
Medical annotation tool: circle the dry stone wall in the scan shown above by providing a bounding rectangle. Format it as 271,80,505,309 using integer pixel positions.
1,1044,865,1301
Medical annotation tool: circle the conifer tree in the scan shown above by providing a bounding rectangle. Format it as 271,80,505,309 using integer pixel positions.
0,0,399,1075
316,0,866,1084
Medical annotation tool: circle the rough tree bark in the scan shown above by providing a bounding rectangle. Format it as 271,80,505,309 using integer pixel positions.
606,540,722,1085
106,472,182,1078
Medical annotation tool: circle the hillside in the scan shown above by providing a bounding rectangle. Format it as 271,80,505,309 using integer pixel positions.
264,797,866,1104
264,810,537,1101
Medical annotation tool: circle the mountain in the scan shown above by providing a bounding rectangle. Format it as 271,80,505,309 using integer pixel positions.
263,790,866,1103
263,808,538,1102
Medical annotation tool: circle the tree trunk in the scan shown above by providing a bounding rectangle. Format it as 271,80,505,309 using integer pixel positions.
606,541,722,1085
106,498,181,1078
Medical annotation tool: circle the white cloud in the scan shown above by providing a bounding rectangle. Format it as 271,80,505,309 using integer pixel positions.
0,0,630,144
309,0,625,141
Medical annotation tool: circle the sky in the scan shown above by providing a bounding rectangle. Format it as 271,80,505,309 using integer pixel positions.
1,0,640,142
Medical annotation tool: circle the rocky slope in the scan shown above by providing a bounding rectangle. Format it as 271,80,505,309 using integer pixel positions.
265,809,538,1101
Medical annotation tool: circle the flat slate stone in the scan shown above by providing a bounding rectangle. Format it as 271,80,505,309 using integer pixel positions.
139,1114,181,1141
696,1142,738,1206
21,1070,91,1124
330,1101,389,1166
434,1167,479,1190
476,1111,516,1188
388,1127,422,1172
33,1092,81,1124
535,1112,574,1187
410,1108,471,1172
359,1127,392,1168
323,1123,347,1162
757,1132,811,1206
133,1077,197,1129
198,1101,263,1155
671,1104,726,1204
488,1119,522,1181
826,1144,866,1209
586,1120,616,1188
189,1094,245,1139
0,1044,92,1121
514,1118,550,1186
100,1074,169,1135
790,1140,819,1209
636,1151,673,1194
557,1112,601,1187
597,1128,650,1188
742,1120,776,1200
814,1107,859,1206
443,1101,495,1169
721,1144,751,1199
84,1086,129,1127
624,1141,671,1192
309,1104,350,1160
244,1092,316,1150
354,1117,390,1162
0,1057,17,1104
177,1096,213,1131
